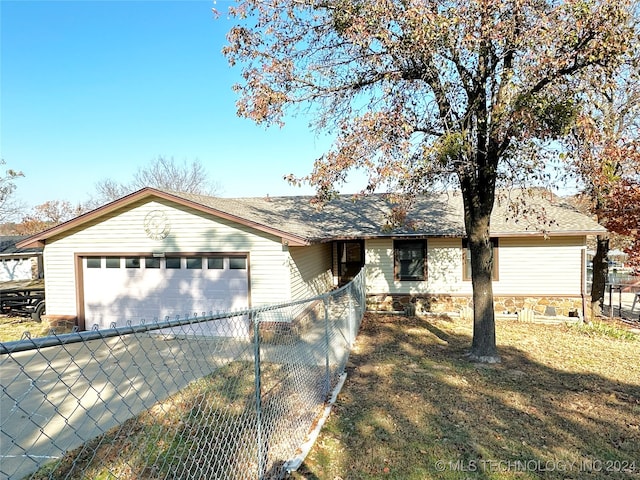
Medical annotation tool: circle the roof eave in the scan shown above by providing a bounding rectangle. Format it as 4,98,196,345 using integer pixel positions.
493,229,606,237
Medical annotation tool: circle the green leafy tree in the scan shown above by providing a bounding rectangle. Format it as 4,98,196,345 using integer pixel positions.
222,0,636,362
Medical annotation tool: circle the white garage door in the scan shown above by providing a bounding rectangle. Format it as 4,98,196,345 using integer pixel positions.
82,255,249,335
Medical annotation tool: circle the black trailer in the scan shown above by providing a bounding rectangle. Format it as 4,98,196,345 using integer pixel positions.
0,279,46,322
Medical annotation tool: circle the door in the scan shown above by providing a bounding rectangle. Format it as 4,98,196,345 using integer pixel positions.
337,240,364,286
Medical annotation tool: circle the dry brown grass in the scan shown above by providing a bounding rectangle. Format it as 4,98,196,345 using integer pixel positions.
0,315,51,342
0,314,76,343
291,314,640,480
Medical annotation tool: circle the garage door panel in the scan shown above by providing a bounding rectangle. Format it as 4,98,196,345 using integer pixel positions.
83,255,249,335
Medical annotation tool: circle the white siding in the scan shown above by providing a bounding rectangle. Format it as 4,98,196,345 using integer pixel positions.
365,236,585,296
288,244,333,301
0,258,34,281
43,199,290,318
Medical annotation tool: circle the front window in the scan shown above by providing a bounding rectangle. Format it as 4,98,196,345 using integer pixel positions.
394,240,426,281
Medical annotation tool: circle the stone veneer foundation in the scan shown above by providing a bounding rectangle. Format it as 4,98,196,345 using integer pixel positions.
366,294,587,319
42,315,78,332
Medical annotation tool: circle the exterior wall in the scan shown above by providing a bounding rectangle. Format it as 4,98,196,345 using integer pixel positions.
288,243,333,302
365,235,587,316
366,238,470,295
43,199,290,319
0,257,38,282
366,236,585,296
497,236,585,296
256,243,333,341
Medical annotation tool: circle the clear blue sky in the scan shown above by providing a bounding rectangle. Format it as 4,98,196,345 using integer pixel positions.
1,0,343,212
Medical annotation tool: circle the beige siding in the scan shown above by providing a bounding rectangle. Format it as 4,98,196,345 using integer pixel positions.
288,243,333,301
365,236,585,296
495,236,585,295
364,239,393,294
428,238,470,294
365,238,469,295
43,199,289,317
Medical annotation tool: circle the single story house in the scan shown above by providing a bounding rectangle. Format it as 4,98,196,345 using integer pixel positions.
0,236,44,283
17,187,604,330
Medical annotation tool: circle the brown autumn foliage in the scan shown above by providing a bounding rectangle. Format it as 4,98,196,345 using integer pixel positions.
15,200,87,235
221,0,638,360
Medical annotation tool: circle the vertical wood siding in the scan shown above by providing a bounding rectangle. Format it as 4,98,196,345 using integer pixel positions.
43,199,289,317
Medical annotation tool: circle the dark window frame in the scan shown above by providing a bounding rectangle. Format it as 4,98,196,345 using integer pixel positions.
394,240,427,281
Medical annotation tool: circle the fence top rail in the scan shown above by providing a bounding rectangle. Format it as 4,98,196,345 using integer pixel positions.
606,282,640,288
0,269,365,355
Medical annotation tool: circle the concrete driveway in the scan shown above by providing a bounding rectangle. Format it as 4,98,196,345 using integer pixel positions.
0,323,346,480
1,332,252,480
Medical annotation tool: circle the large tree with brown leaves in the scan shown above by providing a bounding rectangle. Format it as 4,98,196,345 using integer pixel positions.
221,0,637,362
566,38,640,316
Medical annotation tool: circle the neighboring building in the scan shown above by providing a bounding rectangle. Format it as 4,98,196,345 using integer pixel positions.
0,236,44,283
17,187,605,329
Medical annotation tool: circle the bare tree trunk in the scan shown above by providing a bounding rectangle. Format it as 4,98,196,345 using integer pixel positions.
590,235,610,318
467,215,500,363
460,172,500,363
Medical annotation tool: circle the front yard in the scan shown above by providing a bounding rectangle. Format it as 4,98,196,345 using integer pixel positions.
1,312,639,479
292,313,640,479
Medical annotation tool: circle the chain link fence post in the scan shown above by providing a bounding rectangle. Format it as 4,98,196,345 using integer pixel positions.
252,312,265,480
322,296,331,400
348,283,355,347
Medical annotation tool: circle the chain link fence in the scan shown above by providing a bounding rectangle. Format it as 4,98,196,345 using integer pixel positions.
1,270,366,480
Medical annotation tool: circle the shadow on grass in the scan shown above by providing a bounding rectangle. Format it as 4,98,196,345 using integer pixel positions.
292,314,640,480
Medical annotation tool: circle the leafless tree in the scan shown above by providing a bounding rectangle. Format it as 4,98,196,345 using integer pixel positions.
91,156,221,206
